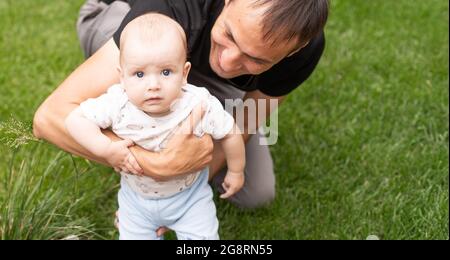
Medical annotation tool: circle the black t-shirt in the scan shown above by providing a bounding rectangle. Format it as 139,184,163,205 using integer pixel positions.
113,0,325,97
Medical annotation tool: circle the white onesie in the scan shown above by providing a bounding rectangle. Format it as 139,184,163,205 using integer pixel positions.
80,83,234,199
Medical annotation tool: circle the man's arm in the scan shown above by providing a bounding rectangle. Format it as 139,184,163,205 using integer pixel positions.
33,38,213,179
33,39,124,165
65,107,143,175
209,90,285,177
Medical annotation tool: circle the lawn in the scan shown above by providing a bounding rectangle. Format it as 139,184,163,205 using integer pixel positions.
0,0,448,240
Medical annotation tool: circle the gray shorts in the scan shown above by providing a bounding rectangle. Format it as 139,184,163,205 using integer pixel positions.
76,0,275,209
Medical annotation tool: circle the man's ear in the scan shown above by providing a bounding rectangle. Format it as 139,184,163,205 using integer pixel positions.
287,41,309,57
183,62,192,85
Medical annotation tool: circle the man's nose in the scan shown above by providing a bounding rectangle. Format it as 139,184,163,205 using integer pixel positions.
221,47,243,72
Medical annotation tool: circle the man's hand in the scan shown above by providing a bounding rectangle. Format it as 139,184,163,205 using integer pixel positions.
220,170,245,199
162,103,214,175
131,103,214,179
105,139,143,176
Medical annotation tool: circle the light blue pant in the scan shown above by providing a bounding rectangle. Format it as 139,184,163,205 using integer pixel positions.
118,168,219,240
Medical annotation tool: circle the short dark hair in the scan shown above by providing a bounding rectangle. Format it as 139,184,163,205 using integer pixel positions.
253,0,329,47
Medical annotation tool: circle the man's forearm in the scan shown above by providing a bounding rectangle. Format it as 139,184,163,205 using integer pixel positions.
34,101,112,165
33,102,169,179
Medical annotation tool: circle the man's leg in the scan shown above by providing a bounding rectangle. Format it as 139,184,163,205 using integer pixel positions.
189,69,276,209
76,0,130,58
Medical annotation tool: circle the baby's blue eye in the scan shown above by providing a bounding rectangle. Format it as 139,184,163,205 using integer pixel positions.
162,69,171,76
136,71,144,78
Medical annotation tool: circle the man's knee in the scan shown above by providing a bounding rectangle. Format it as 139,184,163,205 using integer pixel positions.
77,0,130,57
230,180,276,209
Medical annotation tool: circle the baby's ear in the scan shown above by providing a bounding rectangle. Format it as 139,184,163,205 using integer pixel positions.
117,66,124,84
183,62,192,85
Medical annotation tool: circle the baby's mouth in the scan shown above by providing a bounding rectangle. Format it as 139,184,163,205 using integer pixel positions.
144,97,163,105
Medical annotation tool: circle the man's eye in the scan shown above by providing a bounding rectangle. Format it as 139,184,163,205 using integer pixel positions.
136,71,144,78
162,69,171,76
253,59,266,66
224,30,233,41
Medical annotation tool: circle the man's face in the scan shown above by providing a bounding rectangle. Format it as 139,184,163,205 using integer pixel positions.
210,0,300,79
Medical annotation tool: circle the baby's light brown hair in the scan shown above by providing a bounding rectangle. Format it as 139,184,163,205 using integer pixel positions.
119,13,188,65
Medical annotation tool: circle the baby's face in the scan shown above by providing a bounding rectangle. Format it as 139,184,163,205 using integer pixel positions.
119,35,190,117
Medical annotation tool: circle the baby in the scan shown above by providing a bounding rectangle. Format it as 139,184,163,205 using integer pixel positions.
65,13,245,240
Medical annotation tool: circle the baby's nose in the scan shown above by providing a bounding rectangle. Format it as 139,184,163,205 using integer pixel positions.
146,78,160,90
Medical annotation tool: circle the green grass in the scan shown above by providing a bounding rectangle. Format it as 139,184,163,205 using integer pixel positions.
0,0,448,239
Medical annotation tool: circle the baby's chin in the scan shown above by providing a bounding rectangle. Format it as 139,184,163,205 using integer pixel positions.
141,105,172,117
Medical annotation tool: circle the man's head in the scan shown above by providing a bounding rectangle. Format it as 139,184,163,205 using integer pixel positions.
210,0,328,78
118,13,191,117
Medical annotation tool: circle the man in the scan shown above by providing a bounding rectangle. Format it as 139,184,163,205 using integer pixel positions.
33,0,328,209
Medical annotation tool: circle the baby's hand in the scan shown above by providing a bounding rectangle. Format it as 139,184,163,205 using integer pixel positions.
220,170,245,199
104,139,143,176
